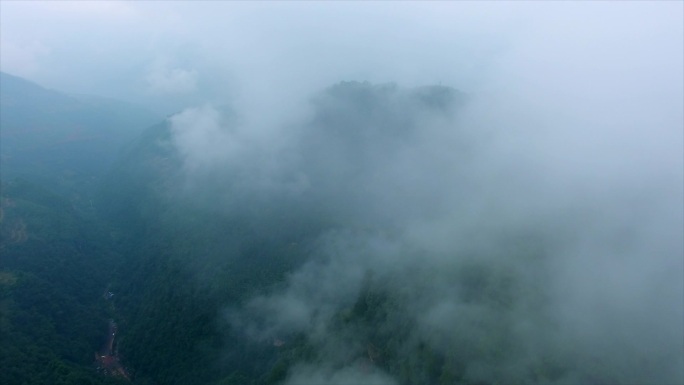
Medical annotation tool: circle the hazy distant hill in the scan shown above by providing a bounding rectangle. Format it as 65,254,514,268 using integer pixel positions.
0,72,160,195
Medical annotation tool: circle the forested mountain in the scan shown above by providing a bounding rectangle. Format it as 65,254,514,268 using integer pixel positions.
94,81,499,385
0,73,157,385
0,179,125,385
1,76,682,385
2,2,682,384
95,82,583,384
0,72,159,198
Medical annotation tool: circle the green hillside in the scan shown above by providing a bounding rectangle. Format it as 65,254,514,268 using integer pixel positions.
1,77,680,385
0,179,125,385
0,72,159,198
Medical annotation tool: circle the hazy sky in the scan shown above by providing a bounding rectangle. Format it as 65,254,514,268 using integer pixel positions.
2,1,681,115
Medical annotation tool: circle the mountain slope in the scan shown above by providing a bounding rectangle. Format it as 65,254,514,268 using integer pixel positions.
0,72,160,196
98,81,475,385
0,73,159,385
0,179,125,385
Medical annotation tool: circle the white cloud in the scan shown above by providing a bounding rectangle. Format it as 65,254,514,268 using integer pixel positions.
168,105,237,171
146,60,198,95
0,39,51,78
286,365,397,385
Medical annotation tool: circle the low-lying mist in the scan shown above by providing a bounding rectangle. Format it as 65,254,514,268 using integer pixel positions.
164,80,683,384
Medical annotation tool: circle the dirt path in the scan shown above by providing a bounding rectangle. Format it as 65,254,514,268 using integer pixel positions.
95,313,131,380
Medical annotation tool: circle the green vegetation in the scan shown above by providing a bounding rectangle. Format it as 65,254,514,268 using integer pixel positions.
0,72,157,385
0,79,536,385
0,180,125,385
1,77,649,384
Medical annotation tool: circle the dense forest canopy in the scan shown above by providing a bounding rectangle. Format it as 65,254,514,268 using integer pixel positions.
2,73,682,385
